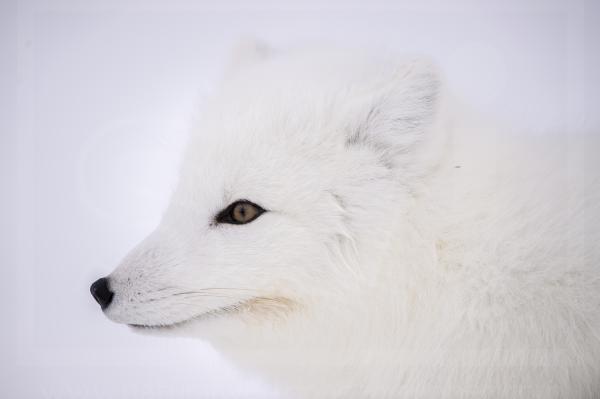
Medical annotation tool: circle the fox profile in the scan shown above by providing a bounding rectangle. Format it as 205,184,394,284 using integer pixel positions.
91,41,600,398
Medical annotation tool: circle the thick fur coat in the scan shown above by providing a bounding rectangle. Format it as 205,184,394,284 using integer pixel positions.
96,42,600,398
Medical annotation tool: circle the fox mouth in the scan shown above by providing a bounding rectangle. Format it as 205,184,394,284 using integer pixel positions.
128,296,296,329
128,301,248,330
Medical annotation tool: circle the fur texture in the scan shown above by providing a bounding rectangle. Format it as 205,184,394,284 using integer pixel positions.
99,43,600,398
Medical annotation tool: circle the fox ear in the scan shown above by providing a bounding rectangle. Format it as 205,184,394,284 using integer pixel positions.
345,59,441,169
225,38,273,75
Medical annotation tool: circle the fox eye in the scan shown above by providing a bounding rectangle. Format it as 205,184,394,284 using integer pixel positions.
215,200,266,225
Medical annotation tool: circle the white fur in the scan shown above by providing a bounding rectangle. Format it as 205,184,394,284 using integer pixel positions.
102,43,600,398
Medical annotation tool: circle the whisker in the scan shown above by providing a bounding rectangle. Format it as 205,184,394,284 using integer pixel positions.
138,288,290,308
138,293,244,304
195,287,259,291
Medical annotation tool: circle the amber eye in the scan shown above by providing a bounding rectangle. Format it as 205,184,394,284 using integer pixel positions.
215,200,266,225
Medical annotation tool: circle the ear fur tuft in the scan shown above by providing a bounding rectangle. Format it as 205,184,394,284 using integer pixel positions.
345,60,442,168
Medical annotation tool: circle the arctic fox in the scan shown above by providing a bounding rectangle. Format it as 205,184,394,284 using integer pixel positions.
91,42,600,398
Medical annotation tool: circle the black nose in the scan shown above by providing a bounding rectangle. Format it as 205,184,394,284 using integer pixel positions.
90,277,114,309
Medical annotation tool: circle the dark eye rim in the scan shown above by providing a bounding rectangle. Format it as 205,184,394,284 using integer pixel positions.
214,199,267,225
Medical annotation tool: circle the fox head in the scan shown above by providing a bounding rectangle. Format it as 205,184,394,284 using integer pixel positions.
91,42,442,338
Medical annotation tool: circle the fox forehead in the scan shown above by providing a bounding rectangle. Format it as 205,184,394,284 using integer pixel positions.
168,122,342,225
172,74,364,213
171,140,344,222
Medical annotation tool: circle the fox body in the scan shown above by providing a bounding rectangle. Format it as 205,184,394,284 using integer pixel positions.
94,43,600,398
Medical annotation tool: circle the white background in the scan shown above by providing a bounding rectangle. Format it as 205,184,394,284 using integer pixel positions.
0,0,598,397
